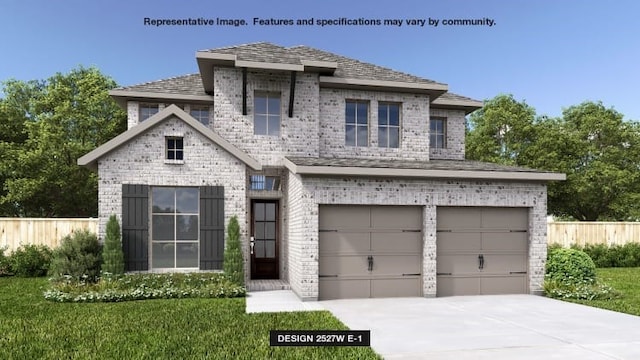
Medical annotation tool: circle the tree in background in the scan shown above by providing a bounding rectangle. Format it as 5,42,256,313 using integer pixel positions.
0,67,126,217
102,214,125,276
467,95,640,221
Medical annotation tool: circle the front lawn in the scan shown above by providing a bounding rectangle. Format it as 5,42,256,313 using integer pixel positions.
0,277,381,359
566,267,640,316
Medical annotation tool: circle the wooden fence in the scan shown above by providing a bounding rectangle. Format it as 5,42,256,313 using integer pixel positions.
2,218,640,252
547,222,640,247
0,218,98,252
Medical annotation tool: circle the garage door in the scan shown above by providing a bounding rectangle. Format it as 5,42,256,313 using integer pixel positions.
319,205,422,300
436,207,528,296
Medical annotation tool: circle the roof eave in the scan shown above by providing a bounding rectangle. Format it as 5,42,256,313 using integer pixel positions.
283,158,566,181
431,98,484,114
319,76,448,97
109,90,215,109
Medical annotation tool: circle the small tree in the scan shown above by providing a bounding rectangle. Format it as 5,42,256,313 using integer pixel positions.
223,216,244,286
49,229,102,282
102,214,125,276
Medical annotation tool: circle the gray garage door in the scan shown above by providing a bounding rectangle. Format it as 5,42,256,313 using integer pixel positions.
436,207,528,296
319,205,422,300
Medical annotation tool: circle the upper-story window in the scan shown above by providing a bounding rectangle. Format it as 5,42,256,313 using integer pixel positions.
140,104,159,121
430,117,447,149
166,137,184,160
378,103,400,148
345,100,368,147
190,106,210,125
254,92,280,136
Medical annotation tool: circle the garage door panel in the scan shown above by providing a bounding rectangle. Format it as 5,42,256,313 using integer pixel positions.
482,254,527,273
371,232,421,253
319,206,369,229
372,255,421,275
319,279,370,300
319,233,369,254
372,278,422,297
437,254,481,274
481,232,527,252
482,208,528,230
437,207,482,230
437,232,481,252
480,275,527,295
437,277,480,297
371,206,422,229
319,255,369,276
319,205,423,299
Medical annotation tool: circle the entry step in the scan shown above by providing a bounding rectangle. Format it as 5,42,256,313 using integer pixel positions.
247,280,291,292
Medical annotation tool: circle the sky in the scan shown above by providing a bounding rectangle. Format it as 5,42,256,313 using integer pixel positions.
1,0,639,120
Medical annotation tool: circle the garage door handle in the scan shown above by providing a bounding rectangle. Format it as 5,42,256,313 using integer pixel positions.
478,254,484,270
367,255,373,271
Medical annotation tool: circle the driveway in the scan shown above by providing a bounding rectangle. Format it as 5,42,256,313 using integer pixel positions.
320,295,640,359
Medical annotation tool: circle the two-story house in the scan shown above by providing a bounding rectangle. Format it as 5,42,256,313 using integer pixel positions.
78,42,564,300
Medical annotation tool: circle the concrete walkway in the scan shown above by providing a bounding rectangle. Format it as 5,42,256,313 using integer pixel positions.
247,291,640,359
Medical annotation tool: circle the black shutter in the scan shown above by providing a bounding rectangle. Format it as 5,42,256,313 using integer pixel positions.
200,186,225,270
122,184,149,271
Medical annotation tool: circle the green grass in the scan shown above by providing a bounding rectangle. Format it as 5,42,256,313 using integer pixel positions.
566,267,640,316
0,277,381,360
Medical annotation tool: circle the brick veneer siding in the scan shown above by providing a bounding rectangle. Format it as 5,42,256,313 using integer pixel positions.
97,116,249,275
287,173,548,300
429,108,466,160
212,68,320,166
318,88,431,160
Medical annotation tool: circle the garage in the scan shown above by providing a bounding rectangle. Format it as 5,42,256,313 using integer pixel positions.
436,207,529,296
318,205,422,300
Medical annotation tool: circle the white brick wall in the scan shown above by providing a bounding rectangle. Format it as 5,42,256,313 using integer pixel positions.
97,116,248,272
212,68,319,166
319,89,431,160
287,175,548,300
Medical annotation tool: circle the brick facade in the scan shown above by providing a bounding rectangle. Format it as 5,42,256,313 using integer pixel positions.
287,174,548,300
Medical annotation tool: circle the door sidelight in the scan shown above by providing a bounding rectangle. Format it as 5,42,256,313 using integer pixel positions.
367,255,374,271
478,254,484,270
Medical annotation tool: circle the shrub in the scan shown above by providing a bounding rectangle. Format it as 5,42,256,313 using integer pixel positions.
580,244,611,268
101,215,125,276
223,216,244,286
547,243,563,260
9,244,52,277
545,248,596,285
0,246,13,276
49,229,102,282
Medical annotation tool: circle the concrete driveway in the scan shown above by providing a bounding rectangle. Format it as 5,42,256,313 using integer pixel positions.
320,295,640,359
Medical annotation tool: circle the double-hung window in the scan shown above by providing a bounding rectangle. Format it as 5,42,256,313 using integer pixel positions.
430,117,447,149
140,104,159,121
345,100,368,146
151,187,199,269
254,93,280,136
378,103,400,148
190,106,210,125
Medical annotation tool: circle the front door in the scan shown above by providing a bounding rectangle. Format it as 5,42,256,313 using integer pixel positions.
250,200,279,279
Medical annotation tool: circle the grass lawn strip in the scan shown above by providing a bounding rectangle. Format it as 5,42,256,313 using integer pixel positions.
0,278,381,359
567,267,640,316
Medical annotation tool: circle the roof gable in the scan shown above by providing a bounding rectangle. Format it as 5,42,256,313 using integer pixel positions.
77,104,261,171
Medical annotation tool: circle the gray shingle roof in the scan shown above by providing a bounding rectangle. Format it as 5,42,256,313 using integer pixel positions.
286,157,555,174
117,74,206,96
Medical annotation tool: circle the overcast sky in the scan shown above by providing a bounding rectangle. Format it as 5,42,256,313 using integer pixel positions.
2,0,639,120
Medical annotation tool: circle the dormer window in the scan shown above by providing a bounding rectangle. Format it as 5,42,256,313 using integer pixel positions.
140,104,159,121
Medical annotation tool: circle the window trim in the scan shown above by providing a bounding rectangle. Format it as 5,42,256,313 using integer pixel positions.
150,187,200,270
139,103,159,122
345,99,369,147
430,117,447,149
165,136,184,163
253,92,281,136
377,102,401,148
